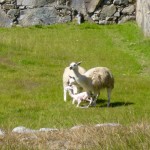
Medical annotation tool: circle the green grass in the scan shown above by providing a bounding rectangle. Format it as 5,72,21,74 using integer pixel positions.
0,22,150,132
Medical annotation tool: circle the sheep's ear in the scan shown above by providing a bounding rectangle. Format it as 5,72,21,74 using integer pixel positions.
77,61,82,65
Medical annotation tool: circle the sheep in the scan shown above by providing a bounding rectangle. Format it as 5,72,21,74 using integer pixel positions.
69,62,114,107
63,65,86,101
65,85,93,108
71,92,93,108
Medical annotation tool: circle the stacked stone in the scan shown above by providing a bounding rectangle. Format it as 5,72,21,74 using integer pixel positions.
0,0,72,27
89,0,136,25
0,0,136,27
0,0,16,12
0,0,17,27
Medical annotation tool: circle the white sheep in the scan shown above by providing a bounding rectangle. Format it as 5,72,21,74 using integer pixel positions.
63,66,86,101
65,86,92,107
69,62,114,107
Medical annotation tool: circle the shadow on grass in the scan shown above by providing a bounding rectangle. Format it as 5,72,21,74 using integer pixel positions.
96,99,134,108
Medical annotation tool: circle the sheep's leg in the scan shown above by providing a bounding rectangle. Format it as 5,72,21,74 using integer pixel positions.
107,88,112,107
64,88,67,102
90,97,96,106
87,98,92,107
77,100,81,107
72,98,75,104
93,98,97,106
91,92,99,106
72,86,78,94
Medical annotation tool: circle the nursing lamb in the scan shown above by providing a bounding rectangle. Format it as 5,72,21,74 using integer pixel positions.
65,86,92,108
63,66,86,101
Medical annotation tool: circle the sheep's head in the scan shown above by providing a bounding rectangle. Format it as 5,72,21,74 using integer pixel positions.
65,85,73,91
68,76,77,86
69,62,81,70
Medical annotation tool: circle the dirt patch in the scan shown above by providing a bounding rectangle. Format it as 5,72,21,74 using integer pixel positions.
0,57,16,68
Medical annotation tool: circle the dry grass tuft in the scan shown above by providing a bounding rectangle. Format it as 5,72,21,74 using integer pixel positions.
0,123,150,149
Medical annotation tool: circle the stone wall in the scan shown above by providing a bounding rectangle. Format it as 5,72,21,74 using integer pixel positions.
89,0,136,25
136,0,150,37
0,0,72,27
0,0,136,27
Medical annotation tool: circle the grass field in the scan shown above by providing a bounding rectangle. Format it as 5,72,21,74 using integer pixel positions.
0,22,150,149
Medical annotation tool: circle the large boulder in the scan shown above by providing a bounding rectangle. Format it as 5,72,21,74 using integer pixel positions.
18,7,71,26
113,0,128,5
70,0,102,15
0,9,12,27
70,0,87,15
100,4,116,19
119,15,135,24
7,9,20,21
17,0,55,7
122,4,135,15
87,0,103,13
0,0,5,3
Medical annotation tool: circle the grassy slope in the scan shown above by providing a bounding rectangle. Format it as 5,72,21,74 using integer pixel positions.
0,22,150,130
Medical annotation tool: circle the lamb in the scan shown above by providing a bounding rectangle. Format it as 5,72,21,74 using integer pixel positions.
65,86,92,107
69,62,114,107
63,65,86,101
